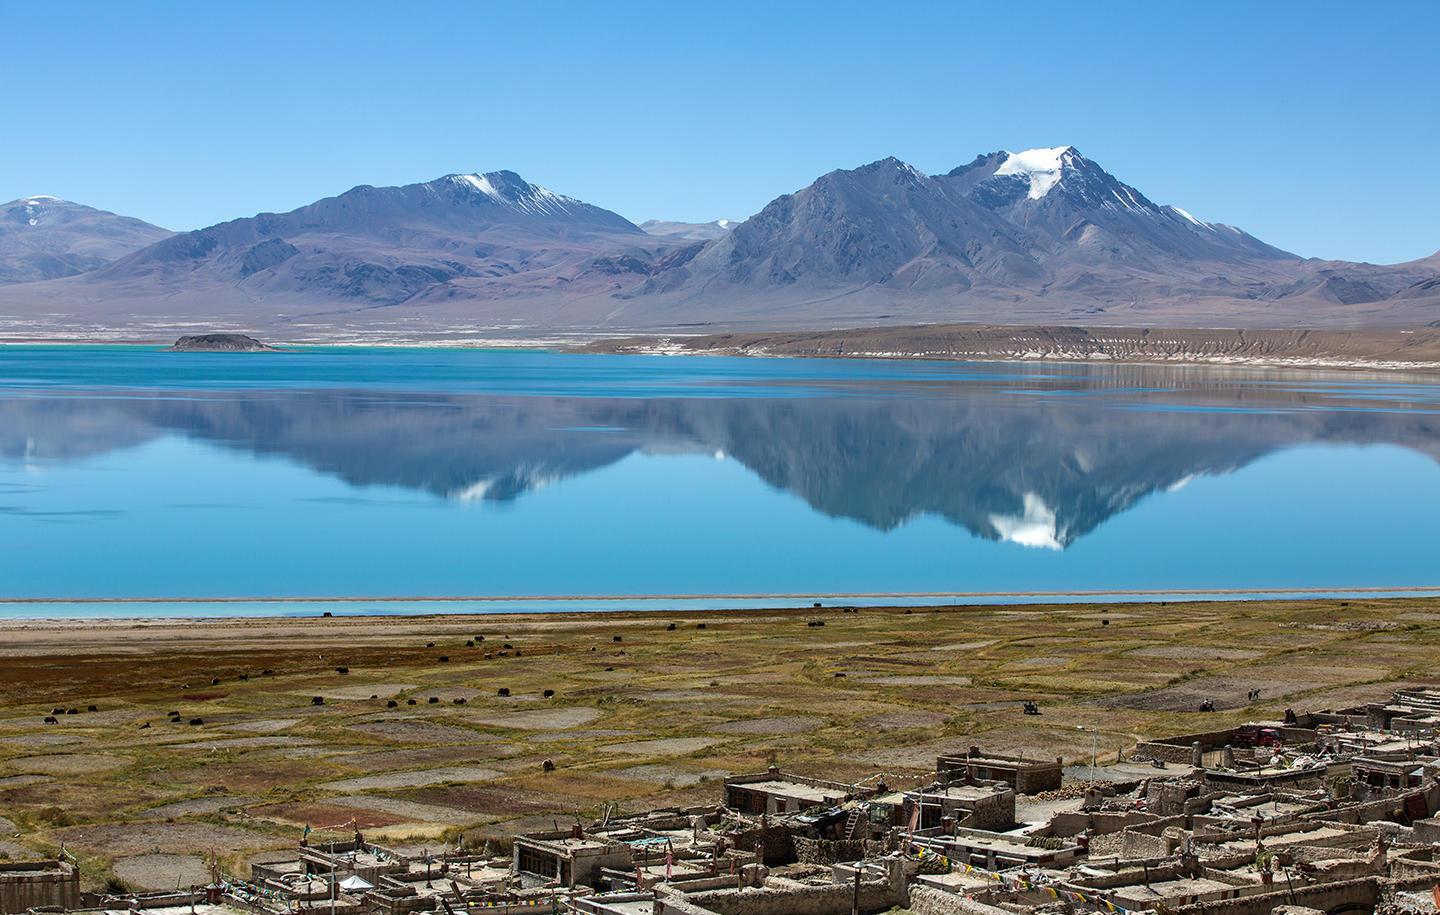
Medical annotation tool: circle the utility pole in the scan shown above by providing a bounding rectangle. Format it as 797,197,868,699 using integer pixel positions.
851,865,861,915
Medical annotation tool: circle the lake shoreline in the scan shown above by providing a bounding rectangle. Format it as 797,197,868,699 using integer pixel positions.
5,322,1440,374
579,322,1440,374
4,586,1440,621
2,593,1439,638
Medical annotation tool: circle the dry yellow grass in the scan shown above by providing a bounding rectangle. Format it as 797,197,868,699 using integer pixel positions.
0,597,1434,888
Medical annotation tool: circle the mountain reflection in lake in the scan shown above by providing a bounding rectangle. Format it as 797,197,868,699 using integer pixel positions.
2,348,1439,601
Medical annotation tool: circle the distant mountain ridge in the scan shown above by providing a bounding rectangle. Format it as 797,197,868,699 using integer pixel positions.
640,157,1040,296
0,149,1435,333
87,170,650,309
0,196,172,284
622,147,1439,329
640,219,737,241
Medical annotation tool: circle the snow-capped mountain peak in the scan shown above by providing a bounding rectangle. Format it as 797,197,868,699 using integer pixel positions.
994,146,1078,199
447,170,583,218
19,195,68,226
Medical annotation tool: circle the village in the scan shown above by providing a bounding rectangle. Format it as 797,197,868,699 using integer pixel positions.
7,687,1440,915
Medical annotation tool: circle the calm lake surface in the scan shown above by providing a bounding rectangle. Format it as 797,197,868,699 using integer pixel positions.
3,346,1439,616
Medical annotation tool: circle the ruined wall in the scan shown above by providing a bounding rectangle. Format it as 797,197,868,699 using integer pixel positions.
1134,727,1319,765
651,897,716,915
1168,876,1378,915
1086,829,1171,860
1195,819,1375,850
0,863,80,915
1135,730,1242,764
724,824,797,866
792,838,885,865
451,903,562,915
907,886,1013,915
1388,848,1440,882
655,876,905,915
1306,783,1439,826
1410,817,1440,843
1046,811,1167,838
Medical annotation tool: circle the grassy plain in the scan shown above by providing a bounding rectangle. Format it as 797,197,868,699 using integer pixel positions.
0,597,1436,889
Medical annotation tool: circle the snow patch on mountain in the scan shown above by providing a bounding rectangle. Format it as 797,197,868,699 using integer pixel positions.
1170,206,1203,227
1110,185,1148,212
23,197,56,226
450,172,581,218
454,174,501,199
1166,205,1218,232
994,146,1073,199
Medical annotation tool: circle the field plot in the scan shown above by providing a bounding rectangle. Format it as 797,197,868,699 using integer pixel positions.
0,597,1436,890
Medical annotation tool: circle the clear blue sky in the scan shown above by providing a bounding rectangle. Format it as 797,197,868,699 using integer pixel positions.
2,0,1436,263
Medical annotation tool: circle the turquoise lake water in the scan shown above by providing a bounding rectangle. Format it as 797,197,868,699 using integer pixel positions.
2,346,1439,616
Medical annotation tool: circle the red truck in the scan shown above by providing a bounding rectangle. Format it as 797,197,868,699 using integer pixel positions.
1234,726,1284,749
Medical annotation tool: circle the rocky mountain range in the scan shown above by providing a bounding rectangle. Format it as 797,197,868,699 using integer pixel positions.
0,196,172,285
0,171,662,326
1,148,1435,335
629,149,1438,329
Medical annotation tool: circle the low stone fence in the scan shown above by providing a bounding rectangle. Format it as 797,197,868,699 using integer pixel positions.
1169,876,1379,915
654,865,908,915
907,885,1014,915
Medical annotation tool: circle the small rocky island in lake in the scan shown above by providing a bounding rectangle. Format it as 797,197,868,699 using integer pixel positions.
168,333,278,352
